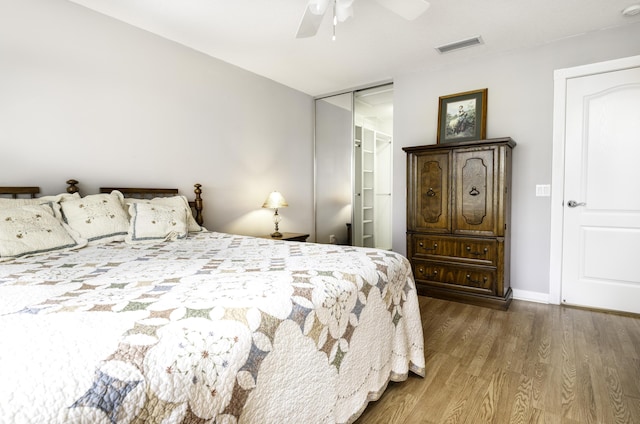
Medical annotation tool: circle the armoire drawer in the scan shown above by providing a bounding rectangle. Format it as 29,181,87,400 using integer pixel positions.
411,259,496,295
411,235,497,266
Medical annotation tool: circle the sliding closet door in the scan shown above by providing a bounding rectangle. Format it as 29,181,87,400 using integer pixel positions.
354,85,393,250
314,85,393,248
315,94,353,245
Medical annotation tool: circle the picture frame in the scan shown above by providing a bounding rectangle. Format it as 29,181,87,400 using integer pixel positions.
437,88,487,143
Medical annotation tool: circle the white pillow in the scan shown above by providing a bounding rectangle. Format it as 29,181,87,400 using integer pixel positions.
125,202,188,244
124,195,202,232
60,191,129,244
0,192,80,220
0,204,87,261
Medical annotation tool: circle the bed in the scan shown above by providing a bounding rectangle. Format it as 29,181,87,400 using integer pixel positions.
0,181,425,424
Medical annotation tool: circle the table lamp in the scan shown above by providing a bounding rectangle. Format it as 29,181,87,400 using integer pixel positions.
262,191,288,237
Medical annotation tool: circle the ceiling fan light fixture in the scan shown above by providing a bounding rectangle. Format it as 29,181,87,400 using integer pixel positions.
309,0,330,15
435,35,484,54
336,4,354,22
297,0,432,39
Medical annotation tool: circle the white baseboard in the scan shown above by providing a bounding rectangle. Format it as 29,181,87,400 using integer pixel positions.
512,289,551,304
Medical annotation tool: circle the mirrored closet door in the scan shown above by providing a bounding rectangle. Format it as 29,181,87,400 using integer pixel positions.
314,84,393,249
315,93,353,246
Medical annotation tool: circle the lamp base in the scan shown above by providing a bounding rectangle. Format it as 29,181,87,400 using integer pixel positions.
271,231,283,238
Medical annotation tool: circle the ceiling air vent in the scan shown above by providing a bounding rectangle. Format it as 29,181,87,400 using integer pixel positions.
435,36,483,54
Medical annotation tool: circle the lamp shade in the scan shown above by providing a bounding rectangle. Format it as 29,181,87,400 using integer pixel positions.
262,191,288,209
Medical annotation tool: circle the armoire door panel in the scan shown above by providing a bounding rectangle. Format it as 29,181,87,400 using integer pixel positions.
461,157,488,225
414,152,450,232
454,149,496,235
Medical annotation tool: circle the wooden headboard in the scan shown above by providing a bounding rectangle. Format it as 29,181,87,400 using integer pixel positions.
65,179,204,226
0,186,40,198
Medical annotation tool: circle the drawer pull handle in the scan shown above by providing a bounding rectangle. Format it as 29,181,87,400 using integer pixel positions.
466,246,489,256
469,186,480,196
419,242,438,251
466,274,488,286
426,188,436,197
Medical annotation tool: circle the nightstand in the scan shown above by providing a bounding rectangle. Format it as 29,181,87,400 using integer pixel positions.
259,232,309,242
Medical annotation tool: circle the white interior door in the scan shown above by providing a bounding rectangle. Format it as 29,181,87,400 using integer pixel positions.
561,65,640,313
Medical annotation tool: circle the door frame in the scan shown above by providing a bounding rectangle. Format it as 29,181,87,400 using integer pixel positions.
549,54,640,305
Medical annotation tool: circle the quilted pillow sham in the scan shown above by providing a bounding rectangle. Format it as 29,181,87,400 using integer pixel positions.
125,202,188,244
60,191,129,244
124,195,202,232
0,203,87,261
0,192,80,220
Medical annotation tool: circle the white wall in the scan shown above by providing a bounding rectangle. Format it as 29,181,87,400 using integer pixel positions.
0,0,314,237
392,23,640,300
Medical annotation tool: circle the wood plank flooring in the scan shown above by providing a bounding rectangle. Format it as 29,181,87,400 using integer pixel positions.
355,296,640,424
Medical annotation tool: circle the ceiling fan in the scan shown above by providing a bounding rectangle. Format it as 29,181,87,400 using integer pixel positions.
296,0,431,39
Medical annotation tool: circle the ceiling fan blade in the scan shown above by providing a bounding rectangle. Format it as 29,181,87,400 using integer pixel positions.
375,0,430,20
296,5,326,38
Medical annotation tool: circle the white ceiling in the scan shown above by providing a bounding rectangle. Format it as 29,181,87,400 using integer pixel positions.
67,0,640,96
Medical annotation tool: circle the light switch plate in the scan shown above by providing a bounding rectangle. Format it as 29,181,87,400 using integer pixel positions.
536,184,551,197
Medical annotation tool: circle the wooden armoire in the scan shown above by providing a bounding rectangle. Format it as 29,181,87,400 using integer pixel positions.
404,138,515,310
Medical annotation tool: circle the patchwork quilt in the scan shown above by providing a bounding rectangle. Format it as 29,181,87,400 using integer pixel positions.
0,232,425,423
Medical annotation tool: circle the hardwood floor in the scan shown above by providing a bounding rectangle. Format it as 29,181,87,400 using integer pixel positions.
356,296,640,424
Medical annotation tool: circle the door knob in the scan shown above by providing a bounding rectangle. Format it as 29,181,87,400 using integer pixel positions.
567,200,586,208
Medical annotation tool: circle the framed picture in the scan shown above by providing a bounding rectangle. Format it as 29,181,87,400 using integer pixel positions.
437,88,487,143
